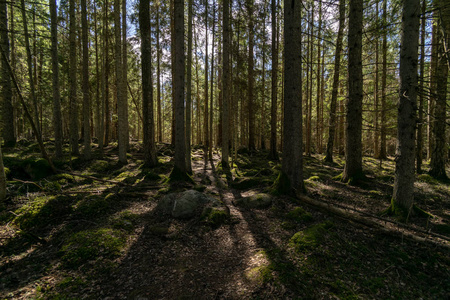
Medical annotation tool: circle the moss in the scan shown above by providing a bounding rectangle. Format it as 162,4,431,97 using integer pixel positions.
306,175,320,182
111,210,138,232
270,172,291,195
24,158,53,180
13,195,73,229
115,171,137,184
61,228,125,269
245,265,273,284
281,221,297,230
74,195,110,217
202,206,229,228
88,160,111,173
417,174,439,185
286,207,313,223
50,173,77,184
289,221,333,251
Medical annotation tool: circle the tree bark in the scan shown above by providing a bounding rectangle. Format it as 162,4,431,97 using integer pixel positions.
281,0,303,193
429,0,449,180
186,0,193,173
140,0,157,167
324,0,345,163
0,0,14,147
172,0,186,174
416,0,426,173
21,0,40,141
204,1,209,157
82,0,91,160
269,0,278,160
392,0,420,212
69,0,79,155
122,0,129,150
342,0,364,183
115,0,127,163
156,3,162,143
379,0,388,159
247,0,255,151
221,0,230,168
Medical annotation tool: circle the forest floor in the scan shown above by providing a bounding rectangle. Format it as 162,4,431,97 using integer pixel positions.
0,141,449,299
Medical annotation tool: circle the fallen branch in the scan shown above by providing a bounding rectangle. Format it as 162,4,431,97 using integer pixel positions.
297,194,450,249
60,170,131,187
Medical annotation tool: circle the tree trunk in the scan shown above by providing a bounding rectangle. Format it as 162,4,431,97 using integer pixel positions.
172,0,186,175
324,0,345,163
69,0,79,155
427,22,437,161
429,1,449,179
95,3,103,153
115,0,127,163
156,3,162,143
316,0,322,154
82,0,91,160
140,0,157,167
416,0,426,173
342,0,364,183
221,0,230,168
21,0,40,141
209,1,215,159
379,0,387,159
186,0,193,173
392,0,420,212
373,1,379,159
0,0,14,147
204,1,209,157
247,0,255,151
280,0,303,194
122,0,129,150
269,0,278,160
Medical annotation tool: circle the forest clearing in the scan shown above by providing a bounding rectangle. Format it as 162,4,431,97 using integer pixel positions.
0,142,449,299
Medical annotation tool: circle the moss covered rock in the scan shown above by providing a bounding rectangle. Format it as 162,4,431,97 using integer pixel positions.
289,221,333,251
156,190,221,219
202,206,230,227
233,193,273,209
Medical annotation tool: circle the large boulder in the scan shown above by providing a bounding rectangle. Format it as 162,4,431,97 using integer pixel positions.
157,190,221,219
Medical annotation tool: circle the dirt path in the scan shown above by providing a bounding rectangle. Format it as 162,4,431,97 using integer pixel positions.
98,153,276,299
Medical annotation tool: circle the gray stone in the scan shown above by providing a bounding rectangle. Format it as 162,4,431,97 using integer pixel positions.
157,190,220,219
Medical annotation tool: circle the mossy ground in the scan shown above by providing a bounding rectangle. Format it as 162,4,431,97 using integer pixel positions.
0,144,449,299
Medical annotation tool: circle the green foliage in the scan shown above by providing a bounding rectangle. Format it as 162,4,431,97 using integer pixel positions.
286,207,313,223
61,228,126,269
13,195,73,229
289,221,333,251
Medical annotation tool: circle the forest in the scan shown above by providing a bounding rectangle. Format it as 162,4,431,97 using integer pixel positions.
0,0,449,298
